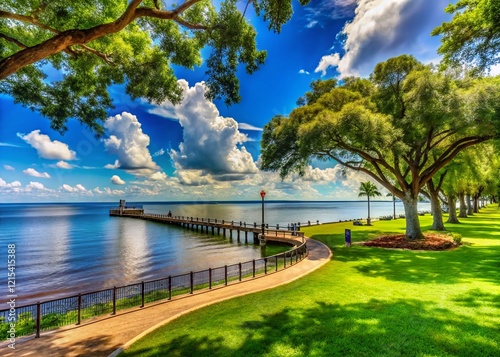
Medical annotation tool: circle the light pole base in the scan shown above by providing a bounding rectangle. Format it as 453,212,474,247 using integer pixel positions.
258,233,266,246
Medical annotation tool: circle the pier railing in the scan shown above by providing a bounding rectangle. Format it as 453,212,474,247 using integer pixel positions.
0,241,308,340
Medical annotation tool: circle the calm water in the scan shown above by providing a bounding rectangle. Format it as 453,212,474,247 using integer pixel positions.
0,200,429,306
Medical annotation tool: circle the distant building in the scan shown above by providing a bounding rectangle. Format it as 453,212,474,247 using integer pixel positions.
109,200,144,216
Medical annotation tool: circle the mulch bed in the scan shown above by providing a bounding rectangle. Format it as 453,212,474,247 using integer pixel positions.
363,234,457,250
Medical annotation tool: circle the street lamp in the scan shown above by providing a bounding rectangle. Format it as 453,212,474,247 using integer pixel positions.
260,190,266,236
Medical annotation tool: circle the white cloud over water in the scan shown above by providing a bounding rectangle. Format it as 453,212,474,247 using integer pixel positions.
150,80,258,182
104,112,160,176
17,130,77,161
111,175,126,185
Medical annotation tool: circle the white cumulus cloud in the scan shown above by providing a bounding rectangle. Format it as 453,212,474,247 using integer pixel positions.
55,161,74,169
3,165,14,171
26,181,50,191
298,69,310,75
17,130,77,160
104,112,160,176
60,184,87,193
315,0,450,78
0,178,21,188
23,168,51,178
111,175,126,185
150,80,258,180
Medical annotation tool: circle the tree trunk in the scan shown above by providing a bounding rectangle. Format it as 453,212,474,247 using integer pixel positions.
446,195,460,224
402,193,424,240
458,192,467,218
473,193,479,213
429,190,445,230
466,193,474,215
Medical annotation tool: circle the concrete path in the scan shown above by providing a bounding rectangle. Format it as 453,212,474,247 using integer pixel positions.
1,238,331,357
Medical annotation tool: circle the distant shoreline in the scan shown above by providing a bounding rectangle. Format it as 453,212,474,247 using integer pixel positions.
0,199,409,205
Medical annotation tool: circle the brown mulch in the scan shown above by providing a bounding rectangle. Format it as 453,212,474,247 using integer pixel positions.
363,234,457,250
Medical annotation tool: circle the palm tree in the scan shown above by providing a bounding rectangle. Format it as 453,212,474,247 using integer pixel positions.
359,181,382,225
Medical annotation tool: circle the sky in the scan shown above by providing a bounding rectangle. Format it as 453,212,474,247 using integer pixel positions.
0,0,459,203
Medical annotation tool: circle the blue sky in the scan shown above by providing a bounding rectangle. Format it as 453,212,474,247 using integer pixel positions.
0,0,456,202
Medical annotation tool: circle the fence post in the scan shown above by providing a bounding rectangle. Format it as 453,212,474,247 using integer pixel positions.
190,271,194,294
264,258,267,274
276,255,278,272
168,276,172,300
239,263,242,281
224,265,228,285
284,253,287,268
113,287,117,315
209,268,212,289
35,302,41,338
252,259,255,278
77,294,82,324
141,281,145,307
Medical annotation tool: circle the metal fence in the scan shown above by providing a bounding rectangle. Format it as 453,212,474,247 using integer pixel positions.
0,242,307,339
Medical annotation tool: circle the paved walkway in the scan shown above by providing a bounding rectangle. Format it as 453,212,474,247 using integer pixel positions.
2,239,331,357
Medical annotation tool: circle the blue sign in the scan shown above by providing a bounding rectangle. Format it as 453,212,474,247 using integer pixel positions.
345,229,352,247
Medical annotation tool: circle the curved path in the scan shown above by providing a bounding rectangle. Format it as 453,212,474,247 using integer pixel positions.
2,238,331,357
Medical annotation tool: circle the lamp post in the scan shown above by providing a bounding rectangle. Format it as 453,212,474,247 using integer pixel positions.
260,190,266,236
392,194,396,220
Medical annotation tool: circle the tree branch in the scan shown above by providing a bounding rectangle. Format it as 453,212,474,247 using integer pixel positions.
0,33,27,49
420,135,492,186
0,10,60,33
0,0,213,79
327,152,404,197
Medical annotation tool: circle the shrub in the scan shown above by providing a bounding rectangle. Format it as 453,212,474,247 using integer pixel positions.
452,233,462,245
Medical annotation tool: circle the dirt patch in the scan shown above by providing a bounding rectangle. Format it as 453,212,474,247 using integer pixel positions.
363,234,457,250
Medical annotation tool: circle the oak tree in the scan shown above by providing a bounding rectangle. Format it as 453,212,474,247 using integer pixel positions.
0,0,308,135
261,55,500,240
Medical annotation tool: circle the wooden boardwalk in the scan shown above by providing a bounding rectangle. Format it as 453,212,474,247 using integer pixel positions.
109,209,306,246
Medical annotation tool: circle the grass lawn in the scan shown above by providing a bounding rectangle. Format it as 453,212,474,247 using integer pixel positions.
120,205,500,357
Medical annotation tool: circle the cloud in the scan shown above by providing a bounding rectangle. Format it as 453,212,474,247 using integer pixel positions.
23,168,51,178
55,161,74,169
238,123,263,131
298,69,310,75
151,80,258,179
0,142,20,147
111,175,126,185
60,184,87,193
17,130,77,160
149,171,168,181
104,187,125,195
153,148,165,157
103,112,160,176
315,0,450,78
0,178,22,188
3,165,14,170
26,181,51,191
315,53,341,76
305,0,357,28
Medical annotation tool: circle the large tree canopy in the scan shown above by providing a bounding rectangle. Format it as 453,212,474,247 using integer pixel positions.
432,0,500,71
261,55,500,239
0,0,308,135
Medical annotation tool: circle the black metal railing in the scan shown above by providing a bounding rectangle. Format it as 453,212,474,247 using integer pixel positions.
0,242,307,340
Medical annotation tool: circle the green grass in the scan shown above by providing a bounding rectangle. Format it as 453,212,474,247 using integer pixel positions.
121,205,500,357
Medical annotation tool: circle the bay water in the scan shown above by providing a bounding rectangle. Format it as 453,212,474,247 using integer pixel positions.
0,200,430,306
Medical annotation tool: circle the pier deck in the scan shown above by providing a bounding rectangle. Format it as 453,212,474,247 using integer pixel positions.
109,209,305,246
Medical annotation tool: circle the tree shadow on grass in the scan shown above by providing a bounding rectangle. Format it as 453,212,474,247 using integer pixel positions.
122,296,500,357
310,233,500,285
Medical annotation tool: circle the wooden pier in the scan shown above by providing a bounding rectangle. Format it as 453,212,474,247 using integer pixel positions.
109,209,305,246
